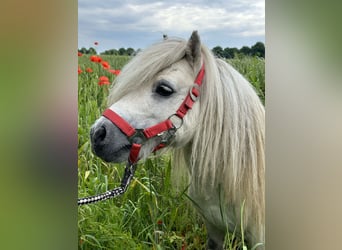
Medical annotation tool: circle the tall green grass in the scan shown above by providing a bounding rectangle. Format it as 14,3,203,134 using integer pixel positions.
228,56,265,104
78,54,265,249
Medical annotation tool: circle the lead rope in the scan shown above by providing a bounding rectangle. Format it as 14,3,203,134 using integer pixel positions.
78,162,137,206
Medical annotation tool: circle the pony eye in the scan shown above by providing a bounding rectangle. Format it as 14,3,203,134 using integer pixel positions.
155,83,174,97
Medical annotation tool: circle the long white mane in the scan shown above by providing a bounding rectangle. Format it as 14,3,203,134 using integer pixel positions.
178,46,264,232
107,36,265,242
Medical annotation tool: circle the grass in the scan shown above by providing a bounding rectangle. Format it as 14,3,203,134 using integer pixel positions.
228,56,265,104
78,54,265,249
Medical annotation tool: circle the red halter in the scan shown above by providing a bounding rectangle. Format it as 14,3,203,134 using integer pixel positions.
102,64,205,165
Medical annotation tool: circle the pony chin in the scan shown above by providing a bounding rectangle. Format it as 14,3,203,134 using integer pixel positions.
137,138,162,160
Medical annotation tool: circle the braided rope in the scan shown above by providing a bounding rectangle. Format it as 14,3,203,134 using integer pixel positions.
78,163,137,206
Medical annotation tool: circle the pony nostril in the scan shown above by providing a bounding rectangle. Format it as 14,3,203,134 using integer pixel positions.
94,126,107,143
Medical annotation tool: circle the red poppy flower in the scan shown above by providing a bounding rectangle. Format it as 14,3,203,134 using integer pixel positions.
78,52,83,57
101,61,110,70
107,69,121,75
78,66,82,74
90,55,102,63
86,67,93,73
98,76,110,85
90,55,97,62
94,42,99,45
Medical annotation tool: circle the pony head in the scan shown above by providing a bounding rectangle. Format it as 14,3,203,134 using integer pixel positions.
90,31,204,163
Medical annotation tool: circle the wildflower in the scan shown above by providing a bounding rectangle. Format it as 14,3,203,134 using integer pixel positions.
78,66,82,74
101,61,110,70
108,69,121,75
98,76,110,86
85,67,93,73
90,55,102,63
90,55,97,62
94,42,98,45
78,51,83,57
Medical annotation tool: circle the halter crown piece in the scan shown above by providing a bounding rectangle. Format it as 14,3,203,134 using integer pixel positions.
78,64,205,206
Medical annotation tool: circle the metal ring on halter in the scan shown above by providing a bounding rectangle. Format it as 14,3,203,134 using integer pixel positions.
127,129,147,144
189,84,200,102
168,113,184,129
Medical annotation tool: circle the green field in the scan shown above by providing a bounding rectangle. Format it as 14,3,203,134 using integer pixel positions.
78,54,265,249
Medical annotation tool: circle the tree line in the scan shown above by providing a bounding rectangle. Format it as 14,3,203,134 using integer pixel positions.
78,47,137,56
211,42,265,58
78,41,264,58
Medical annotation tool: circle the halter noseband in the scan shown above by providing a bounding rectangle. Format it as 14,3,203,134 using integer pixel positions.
78,64,205,205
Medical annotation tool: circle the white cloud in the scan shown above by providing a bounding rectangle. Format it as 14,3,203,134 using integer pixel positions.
80,1,264,34
78,0,264,50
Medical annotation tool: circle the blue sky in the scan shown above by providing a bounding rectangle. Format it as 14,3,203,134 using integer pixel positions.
78,0,264,53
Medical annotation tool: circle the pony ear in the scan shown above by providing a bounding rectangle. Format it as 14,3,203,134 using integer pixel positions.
185,30,202,73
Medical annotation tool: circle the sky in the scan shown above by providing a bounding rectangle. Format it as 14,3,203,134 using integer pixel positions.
78,0,264,53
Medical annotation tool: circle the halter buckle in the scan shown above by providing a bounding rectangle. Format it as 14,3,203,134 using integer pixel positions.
189,85,200,102
157,127,177,145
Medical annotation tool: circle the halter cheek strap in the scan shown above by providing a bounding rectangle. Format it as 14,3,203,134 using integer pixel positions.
103,64,205,165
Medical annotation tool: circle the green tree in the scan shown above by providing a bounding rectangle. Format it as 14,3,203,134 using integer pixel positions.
118,48,126,55
251,42,265,58
100,49,119,55
78,47,87,54
126,48,135,56
88,47,97,55
240,46,252,56
223,47,239,59
78,47,97,55
212,46,224,58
